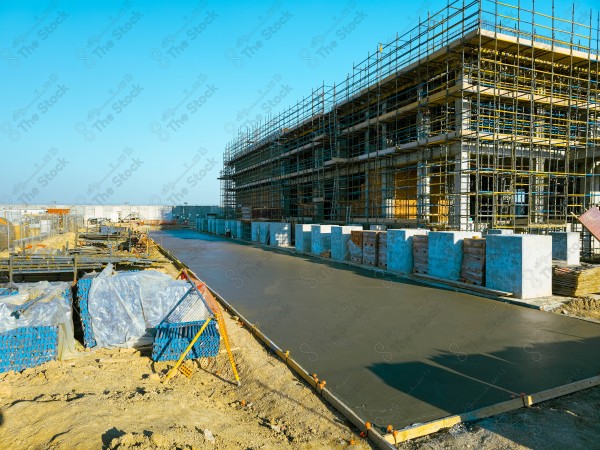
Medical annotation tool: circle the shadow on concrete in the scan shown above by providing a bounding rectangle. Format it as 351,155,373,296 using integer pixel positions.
368,335,600,448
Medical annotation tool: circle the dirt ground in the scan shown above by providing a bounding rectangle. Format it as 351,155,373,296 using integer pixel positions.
1,227,600,449
0,310,372,450
554,297,600,323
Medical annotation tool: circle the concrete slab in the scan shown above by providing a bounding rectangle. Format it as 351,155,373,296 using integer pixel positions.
428,231,481,281
295,224,312,253
331,226,363,261
486,234,553,299
388,229,429,274
551,232,581,266
269,223,290,247
153,230,600,431
311,225,333,256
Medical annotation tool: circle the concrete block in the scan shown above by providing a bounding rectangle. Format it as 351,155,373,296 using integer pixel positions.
226,220,236,238
370,224,387,231
269,223,290,247
428,231,481,281
331,226,362,261
216,219,226,236
251,222,260,243
311,225,333,256
259,222,270,244
550,232,581,266
486,234,552,299
387,229,429,274
295,224,312,253
487,229,514,235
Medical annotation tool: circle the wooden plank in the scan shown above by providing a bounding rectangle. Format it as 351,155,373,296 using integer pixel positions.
383,376,600,444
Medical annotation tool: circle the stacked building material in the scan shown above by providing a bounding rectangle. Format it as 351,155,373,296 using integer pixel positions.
0,282,74,373
349,230,363,264
552,265,600,297
152,320,220,362
77,274,97,348
362,231,379,266
378,232,387,269
461,238,486,285
0,326,58,373
413,235,429,274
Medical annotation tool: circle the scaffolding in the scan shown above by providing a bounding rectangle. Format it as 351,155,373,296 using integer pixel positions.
221,0,600,239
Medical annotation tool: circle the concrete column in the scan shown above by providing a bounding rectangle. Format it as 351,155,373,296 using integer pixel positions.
387,229,429,274
451,145,470,230
532,157,545,224
417,158,430,224
428,231,481,281
550,232,581,266
455,98,471,132
295,224,312,253
269,223,290,247
311,225,333,256
486,234,552,299
331,225,362,261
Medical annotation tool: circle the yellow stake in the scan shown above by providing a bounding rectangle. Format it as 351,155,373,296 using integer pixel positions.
163,318,212,383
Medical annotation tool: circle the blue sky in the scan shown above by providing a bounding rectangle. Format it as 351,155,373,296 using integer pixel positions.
1,0,597,207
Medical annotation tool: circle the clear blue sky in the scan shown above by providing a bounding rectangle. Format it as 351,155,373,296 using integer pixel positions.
1,0,597,207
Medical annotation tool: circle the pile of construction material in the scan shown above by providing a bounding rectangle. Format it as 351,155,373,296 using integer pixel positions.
461,238,486,285
0,281,75,373
552,264,600,297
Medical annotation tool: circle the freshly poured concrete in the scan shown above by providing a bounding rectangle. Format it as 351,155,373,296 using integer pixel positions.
152,230,600,430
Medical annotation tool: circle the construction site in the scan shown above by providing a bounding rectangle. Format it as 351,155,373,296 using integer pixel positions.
221,0,600,257
2,1,600,449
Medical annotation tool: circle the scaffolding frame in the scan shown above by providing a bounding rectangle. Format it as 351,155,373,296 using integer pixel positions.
221,0,600,252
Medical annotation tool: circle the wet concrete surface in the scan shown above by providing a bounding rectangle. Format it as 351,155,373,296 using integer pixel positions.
152,230,600,430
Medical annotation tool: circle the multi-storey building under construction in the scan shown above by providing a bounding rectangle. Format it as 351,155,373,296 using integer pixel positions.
221,0,600,248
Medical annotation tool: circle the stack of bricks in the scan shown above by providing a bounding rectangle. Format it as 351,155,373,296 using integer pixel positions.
349,230,364,264
413,234,429,274
362,231,379,266
461,238,486,285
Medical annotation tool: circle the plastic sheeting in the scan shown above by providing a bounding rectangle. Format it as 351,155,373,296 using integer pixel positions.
0,281,75,359
87,264,207,348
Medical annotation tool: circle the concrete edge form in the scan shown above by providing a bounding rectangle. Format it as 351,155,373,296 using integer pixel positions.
382,375,600,444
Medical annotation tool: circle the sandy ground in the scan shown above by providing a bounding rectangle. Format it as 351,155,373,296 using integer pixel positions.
0,310,372,450
1,227,600,449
